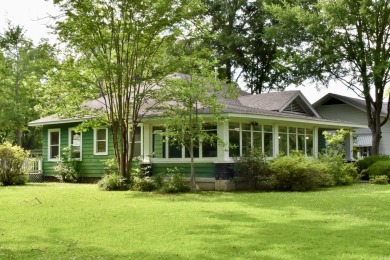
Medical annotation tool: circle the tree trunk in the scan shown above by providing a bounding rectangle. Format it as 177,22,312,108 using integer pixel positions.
190,138,196,192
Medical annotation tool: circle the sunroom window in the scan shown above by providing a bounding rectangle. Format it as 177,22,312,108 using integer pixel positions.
129,126,142,158
279,127,313,156
228,122,273,157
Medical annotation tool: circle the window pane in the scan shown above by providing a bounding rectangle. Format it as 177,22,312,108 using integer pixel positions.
242,131,251,154
264,132,273,156
253,123,262,131
229,122,240,130
97,129,106,140
289,133,297,153
298,134,305,152
133,127,141,142
51,132,59,145
185,140,199,158
229,130,240,157
133,143,141,157
264,125,273,132
289,127,296,134
306,133,313,156
298,128,305,135
253,131,262,151
279,127,287,133
242,123,251,131
50,146,59,159
279,133,288,155
169,139,182,158
152,127,165,158
97,141,106,153
203,139,217,157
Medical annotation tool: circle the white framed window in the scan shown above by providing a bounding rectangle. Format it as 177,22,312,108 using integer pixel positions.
279,127,313,156
69,128,82,160
228,122,273,157
129,126,142,158
94,128,108,155
48,129,60,161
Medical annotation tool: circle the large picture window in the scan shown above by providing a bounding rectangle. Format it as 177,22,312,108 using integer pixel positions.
94,128,108,155
48,129,60,161
229,122,273,157
69,129,82,160
279,127,313,156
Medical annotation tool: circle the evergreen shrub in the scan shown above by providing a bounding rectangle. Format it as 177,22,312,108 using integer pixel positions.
0,143,29,186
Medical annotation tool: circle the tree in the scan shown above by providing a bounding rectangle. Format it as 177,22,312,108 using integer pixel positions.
158,72,227,191
203,0,298,94
0,23,58,148
267,0,390,155
53,0,193,179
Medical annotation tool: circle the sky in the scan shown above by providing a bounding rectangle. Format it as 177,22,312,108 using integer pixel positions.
0,0,361,103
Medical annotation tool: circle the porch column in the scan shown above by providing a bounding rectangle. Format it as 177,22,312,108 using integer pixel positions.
217,121,230,162
274,125,279,157
344,131,354,161
142,124,151,163
313,127,319,158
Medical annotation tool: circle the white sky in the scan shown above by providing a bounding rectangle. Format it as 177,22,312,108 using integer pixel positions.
0,0,361,103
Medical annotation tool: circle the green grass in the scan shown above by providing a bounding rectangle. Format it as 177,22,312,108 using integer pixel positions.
1,183,390,259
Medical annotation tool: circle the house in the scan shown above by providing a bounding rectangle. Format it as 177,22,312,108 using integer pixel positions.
313,93,389,157
28,85,366,190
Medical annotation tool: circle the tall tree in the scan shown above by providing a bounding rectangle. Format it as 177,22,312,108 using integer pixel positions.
0,23,57,148
53,0,193,179
204,0,299,93
267,0,390,155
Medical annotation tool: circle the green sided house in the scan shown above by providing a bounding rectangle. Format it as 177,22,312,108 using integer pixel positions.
28,87,366,190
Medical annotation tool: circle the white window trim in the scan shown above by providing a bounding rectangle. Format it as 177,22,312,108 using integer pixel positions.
48,129,60,162
68,128,82,161
94,128,108,156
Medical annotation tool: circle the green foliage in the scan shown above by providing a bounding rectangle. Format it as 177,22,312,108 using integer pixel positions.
369,175,389,185
357,155,390,175
268,154,332,191
366,160,390,179
102,158,119,175
132,177,157,192
158,167,190,193
318,153,359,186
97,174,129,191
52,147,80,183
322,129,350,156
234,148,269,190
0,142,29,186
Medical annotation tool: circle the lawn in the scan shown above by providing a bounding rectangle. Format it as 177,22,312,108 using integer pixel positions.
1,183,390,259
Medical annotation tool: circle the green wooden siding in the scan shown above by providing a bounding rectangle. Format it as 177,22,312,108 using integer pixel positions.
151,163,215,178
42,124,115,177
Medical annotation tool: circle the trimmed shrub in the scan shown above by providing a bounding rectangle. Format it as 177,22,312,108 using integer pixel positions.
366,160,390,179
369,175,389,185
97,174,129,191
268,153,332,191
160,173,190,193
357,155,390,178
102,158,119,175
0,143,29,186
234,148,269,190
132,176,157,191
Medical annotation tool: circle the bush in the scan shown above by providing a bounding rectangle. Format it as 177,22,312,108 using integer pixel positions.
102,158,119,175
369,175,389,185
132,176,157,191
319,153,359,186
268,153,332,191
365,160,390,179
160,172,190,193
52,147,81,182
0,143,29,186
234,149,269,190
357,155,390,178
97,174,129,191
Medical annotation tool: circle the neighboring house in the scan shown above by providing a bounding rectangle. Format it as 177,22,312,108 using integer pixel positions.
29,85,365,189
313,93,389,158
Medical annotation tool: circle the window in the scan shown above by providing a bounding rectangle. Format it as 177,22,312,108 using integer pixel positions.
48,129,60,161
94,128,108,155
152,124,218,159
69,129,82,160
228,122,273,157
278,127,313,156
129,126,142,158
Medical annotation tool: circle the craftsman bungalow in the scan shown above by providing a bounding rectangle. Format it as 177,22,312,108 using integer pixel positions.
29,83,365,189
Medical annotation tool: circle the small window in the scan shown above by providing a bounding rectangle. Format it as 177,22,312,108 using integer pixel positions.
48,129,60,161
69,129,82,160
94,128,108,155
